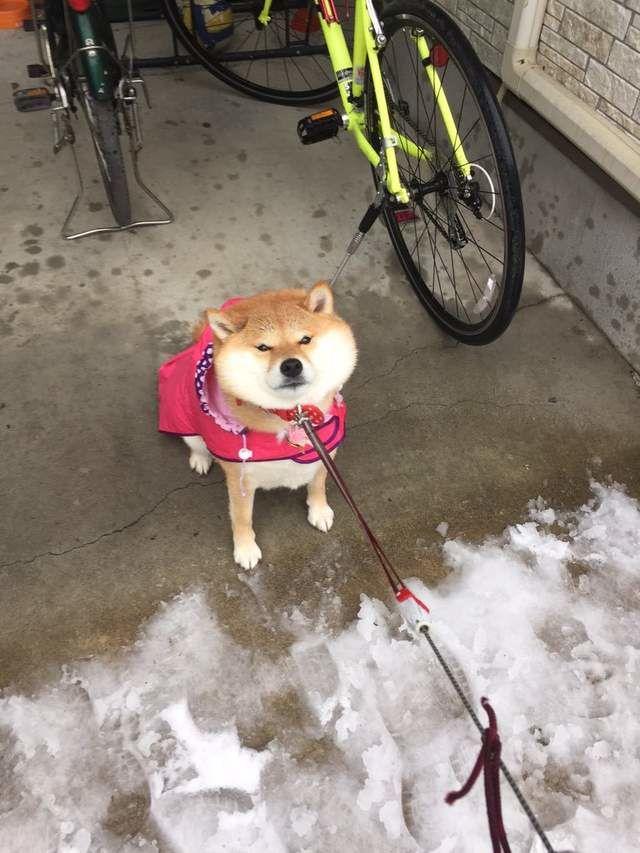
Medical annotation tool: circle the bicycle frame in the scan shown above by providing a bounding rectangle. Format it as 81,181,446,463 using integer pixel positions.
55,0,122,101
258,0,472,200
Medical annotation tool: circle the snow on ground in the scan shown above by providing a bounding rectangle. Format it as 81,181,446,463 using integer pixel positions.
1,482,639,852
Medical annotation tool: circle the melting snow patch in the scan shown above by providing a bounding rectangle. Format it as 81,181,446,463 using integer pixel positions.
156,700,269,796
0,483,639,852
436,522,449,539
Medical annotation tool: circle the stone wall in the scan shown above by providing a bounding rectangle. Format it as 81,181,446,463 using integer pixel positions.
438,0,513,73
440,0,640,144
538,1,640,142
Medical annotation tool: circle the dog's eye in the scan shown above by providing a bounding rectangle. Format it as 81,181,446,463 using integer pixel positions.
256,344,272,352
299,335,312,345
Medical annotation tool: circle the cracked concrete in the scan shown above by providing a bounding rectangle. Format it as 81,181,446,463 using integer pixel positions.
2,24,640,713
0,478,225,570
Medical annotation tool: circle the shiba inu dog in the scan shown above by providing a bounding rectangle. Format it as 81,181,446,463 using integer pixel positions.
158,282,357,569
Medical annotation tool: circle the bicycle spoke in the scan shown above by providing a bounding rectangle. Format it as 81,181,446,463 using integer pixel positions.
432,178,443,307
441,115,481,174
479,215,505,234
455,245,485,302
270,16,292,89
455,205,504,268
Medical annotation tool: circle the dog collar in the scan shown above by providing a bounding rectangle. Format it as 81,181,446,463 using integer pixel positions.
268,404,324,426
234,398,326,427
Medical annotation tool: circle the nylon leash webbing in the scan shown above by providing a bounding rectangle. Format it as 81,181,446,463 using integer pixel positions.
446,698,511,853
294,408,557,853
296,412,403,594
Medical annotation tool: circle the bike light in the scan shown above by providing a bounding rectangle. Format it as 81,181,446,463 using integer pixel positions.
431,44,449,67
67,0,91,11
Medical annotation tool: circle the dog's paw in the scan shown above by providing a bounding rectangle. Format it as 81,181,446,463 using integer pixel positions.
234,540,262,570
308,503,334,533
189,450,213,476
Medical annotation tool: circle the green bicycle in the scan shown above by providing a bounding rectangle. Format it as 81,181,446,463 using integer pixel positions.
163,0,525,343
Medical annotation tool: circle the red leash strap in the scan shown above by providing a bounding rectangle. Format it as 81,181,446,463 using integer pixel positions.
282,405,405,594
446,698,511,853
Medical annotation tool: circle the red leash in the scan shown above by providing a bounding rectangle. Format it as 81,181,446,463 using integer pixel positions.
446,698,511,853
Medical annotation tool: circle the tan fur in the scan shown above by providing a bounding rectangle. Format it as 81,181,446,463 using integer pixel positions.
191,314,208,342
184,283,357,570
219,460,259,567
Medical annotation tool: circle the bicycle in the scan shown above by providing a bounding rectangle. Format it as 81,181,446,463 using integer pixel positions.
14,0,172,239
163,0,525,343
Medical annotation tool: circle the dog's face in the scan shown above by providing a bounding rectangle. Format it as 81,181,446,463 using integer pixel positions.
207,283,357,409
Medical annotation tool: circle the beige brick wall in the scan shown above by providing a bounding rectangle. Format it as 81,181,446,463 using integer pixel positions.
437,0,514,74
539,1,640,141
440,1,640,143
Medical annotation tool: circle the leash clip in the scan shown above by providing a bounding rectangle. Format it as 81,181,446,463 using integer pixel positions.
395,584,430,632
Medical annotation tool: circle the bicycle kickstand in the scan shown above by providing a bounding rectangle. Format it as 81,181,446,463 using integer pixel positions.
330,183,386,287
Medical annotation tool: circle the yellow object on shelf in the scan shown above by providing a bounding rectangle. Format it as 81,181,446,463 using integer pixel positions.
182,0,233,47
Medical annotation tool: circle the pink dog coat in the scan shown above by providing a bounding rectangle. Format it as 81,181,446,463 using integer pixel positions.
157,302,346,464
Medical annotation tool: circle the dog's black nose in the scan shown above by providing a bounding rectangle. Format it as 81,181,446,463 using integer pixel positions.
280,358,303,378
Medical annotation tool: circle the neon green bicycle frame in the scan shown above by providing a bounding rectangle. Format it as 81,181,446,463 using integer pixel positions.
258,0,472,198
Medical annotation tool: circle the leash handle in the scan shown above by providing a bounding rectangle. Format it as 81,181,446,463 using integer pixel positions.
446,699,512,853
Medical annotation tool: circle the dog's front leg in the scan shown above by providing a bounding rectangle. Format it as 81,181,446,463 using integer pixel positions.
225,468,261,570
306,463,334,532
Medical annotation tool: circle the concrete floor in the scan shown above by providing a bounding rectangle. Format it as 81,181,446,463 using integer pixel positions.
1,23,640,699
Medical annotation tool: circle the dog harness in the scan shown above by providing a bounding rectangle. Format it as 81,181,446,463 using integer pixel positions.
157,302,346,464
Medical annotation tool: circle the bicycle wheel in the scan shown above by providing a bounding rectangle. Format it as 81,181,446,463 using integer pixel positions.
82,94,132,226
161,0,351,106
365,0,525,345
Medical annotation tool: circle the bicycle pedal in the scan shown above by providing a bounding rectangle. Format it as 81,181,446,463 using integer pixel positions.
27,63,48,78
13,87,53,112
297,108,343,145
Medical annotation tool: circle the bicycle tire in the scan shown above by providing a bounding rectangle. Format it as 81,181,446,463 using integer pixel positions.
366,0,525,345
83,96,132,226
161,0,342,106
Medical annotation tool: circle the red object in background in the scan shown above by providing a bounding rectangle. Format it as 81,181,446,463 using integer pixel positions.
291,8,320,34
67,0,91,11
431,44,449,67
0,0,30,28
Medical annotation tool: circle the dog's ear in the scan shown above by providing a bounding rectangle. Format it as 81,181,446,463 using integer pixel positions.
206,309,244,341
305,281,334,315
